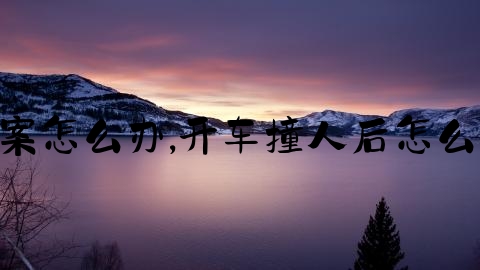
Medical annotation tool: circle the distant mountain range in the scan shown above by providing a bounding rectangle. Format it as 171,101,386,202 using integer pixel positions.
0,72,479,138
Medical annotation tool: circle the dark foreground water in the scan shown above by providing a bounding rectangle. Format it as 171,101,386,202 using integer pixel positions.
1,136,479,269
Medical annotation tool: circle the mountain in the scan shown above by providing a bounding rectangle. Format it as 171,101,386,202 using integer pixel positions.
383,107,480,138
275,107,480,138
0,72,229,135
0,72,479,138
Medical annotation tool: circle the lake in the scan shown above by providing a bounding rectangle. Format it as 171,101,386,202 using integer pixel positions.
1,135,479,269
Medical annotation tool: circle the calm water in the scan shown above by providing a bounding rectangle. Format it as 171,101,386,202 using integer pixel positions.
2,136,480,269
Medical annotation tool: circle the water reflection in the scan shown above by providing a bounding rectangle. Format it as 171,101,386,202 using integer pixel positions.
0,136,478,269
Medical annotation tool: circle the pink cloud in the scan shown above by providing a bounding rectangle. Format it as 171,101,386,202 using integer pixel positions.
97,36,181,52
0,28,478,121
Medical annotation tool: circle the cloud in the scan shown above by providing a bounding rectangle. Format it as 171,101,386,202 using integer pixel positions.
0,0,479,120
97,36,181,52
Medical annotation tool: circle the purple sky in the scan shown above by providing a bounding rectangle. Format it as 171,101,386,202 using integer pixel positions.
1,0,479,120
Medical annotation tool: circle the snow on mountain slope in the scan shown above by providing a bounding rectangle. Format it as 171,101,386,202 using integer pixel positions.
0,72,478,138
0,72,228,135
384,106,480,137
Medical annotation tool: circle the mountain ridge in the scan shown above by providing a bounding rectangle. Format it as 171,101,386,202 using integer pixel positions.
0,71,479,138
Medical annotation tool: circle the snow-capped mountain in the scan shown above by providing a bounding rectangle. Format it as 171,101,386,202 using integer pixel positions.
295,110,382,135
0,72,229,135
258,107,480,138
0,72,478,138
383,106,480,138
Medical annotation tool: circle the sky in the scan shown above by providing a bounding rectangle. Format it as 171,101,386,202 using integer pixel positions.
1,0,479,121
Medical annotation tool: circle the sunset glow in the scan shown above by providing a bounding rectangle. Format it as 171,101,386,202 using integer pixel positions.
1,1,479,120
